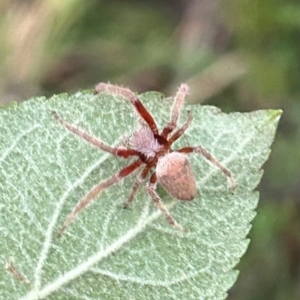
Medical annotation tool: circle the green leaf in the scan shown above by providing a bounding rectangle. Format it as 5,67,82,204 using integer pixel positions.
0,90,281,299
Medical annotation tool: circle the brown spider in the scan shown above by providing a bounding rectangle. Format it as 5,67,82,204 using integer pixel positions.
52,83,236,236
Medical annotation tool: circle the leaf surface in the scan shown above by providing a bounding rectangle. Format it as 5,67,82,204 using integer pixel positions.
0,90,281,299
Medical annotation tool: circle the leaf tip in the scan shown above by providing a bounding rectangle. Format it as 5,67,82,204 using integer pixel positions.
269,109,283,123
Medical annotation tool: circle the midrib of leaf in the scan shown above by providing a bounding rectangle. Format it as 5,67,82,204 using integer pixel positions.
21,201,151,300
22,199,207,300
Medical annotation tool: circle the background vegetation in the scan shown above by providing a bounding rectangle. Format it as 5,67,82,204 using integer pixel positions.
0,0,299,299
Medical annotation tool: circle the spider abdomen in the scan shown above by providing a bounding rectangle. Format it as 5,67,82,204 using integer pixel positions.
156,152,197,200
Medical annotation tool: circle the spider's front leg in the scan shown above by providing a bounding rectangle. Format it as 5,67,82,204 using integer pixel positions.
95,83,159,135
161,83,189,138
168,111,193,145
147,173,186,231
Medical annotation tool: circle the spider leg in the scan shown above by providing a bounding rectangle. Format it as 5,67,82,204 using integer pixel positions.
6,259,30,285
168,111,193,145
147,173,186,231
161,84,189,138
178,146,236,193
52,111,138,158
95,83,159,135
59,159,142,236
124,166,151,209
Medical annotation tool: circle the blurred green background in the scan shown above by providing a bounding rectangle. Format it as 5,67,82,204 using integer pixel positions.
0,0,299,299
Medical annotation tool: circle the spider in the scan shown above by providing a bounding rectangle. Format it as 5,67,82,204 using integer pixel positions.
52,83,236,236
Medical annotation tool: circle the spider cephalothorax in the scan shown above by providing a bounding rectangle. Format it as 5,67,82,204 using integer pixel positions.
130,127,163,159
52,83,236,235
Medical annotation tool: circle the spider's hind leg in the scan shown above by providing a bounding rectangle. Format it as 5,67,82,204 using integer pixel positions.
179,146,236,193
147,174,186,232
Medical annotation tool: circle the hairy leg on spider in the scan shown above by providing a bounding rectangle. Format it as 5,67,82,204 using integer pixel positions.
146,173,185,231
59,159,142,236
52,111,138,158
123,166,150,209
95,83,159,135
179,146,236,192
162,83,189,138
168,111,193,144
